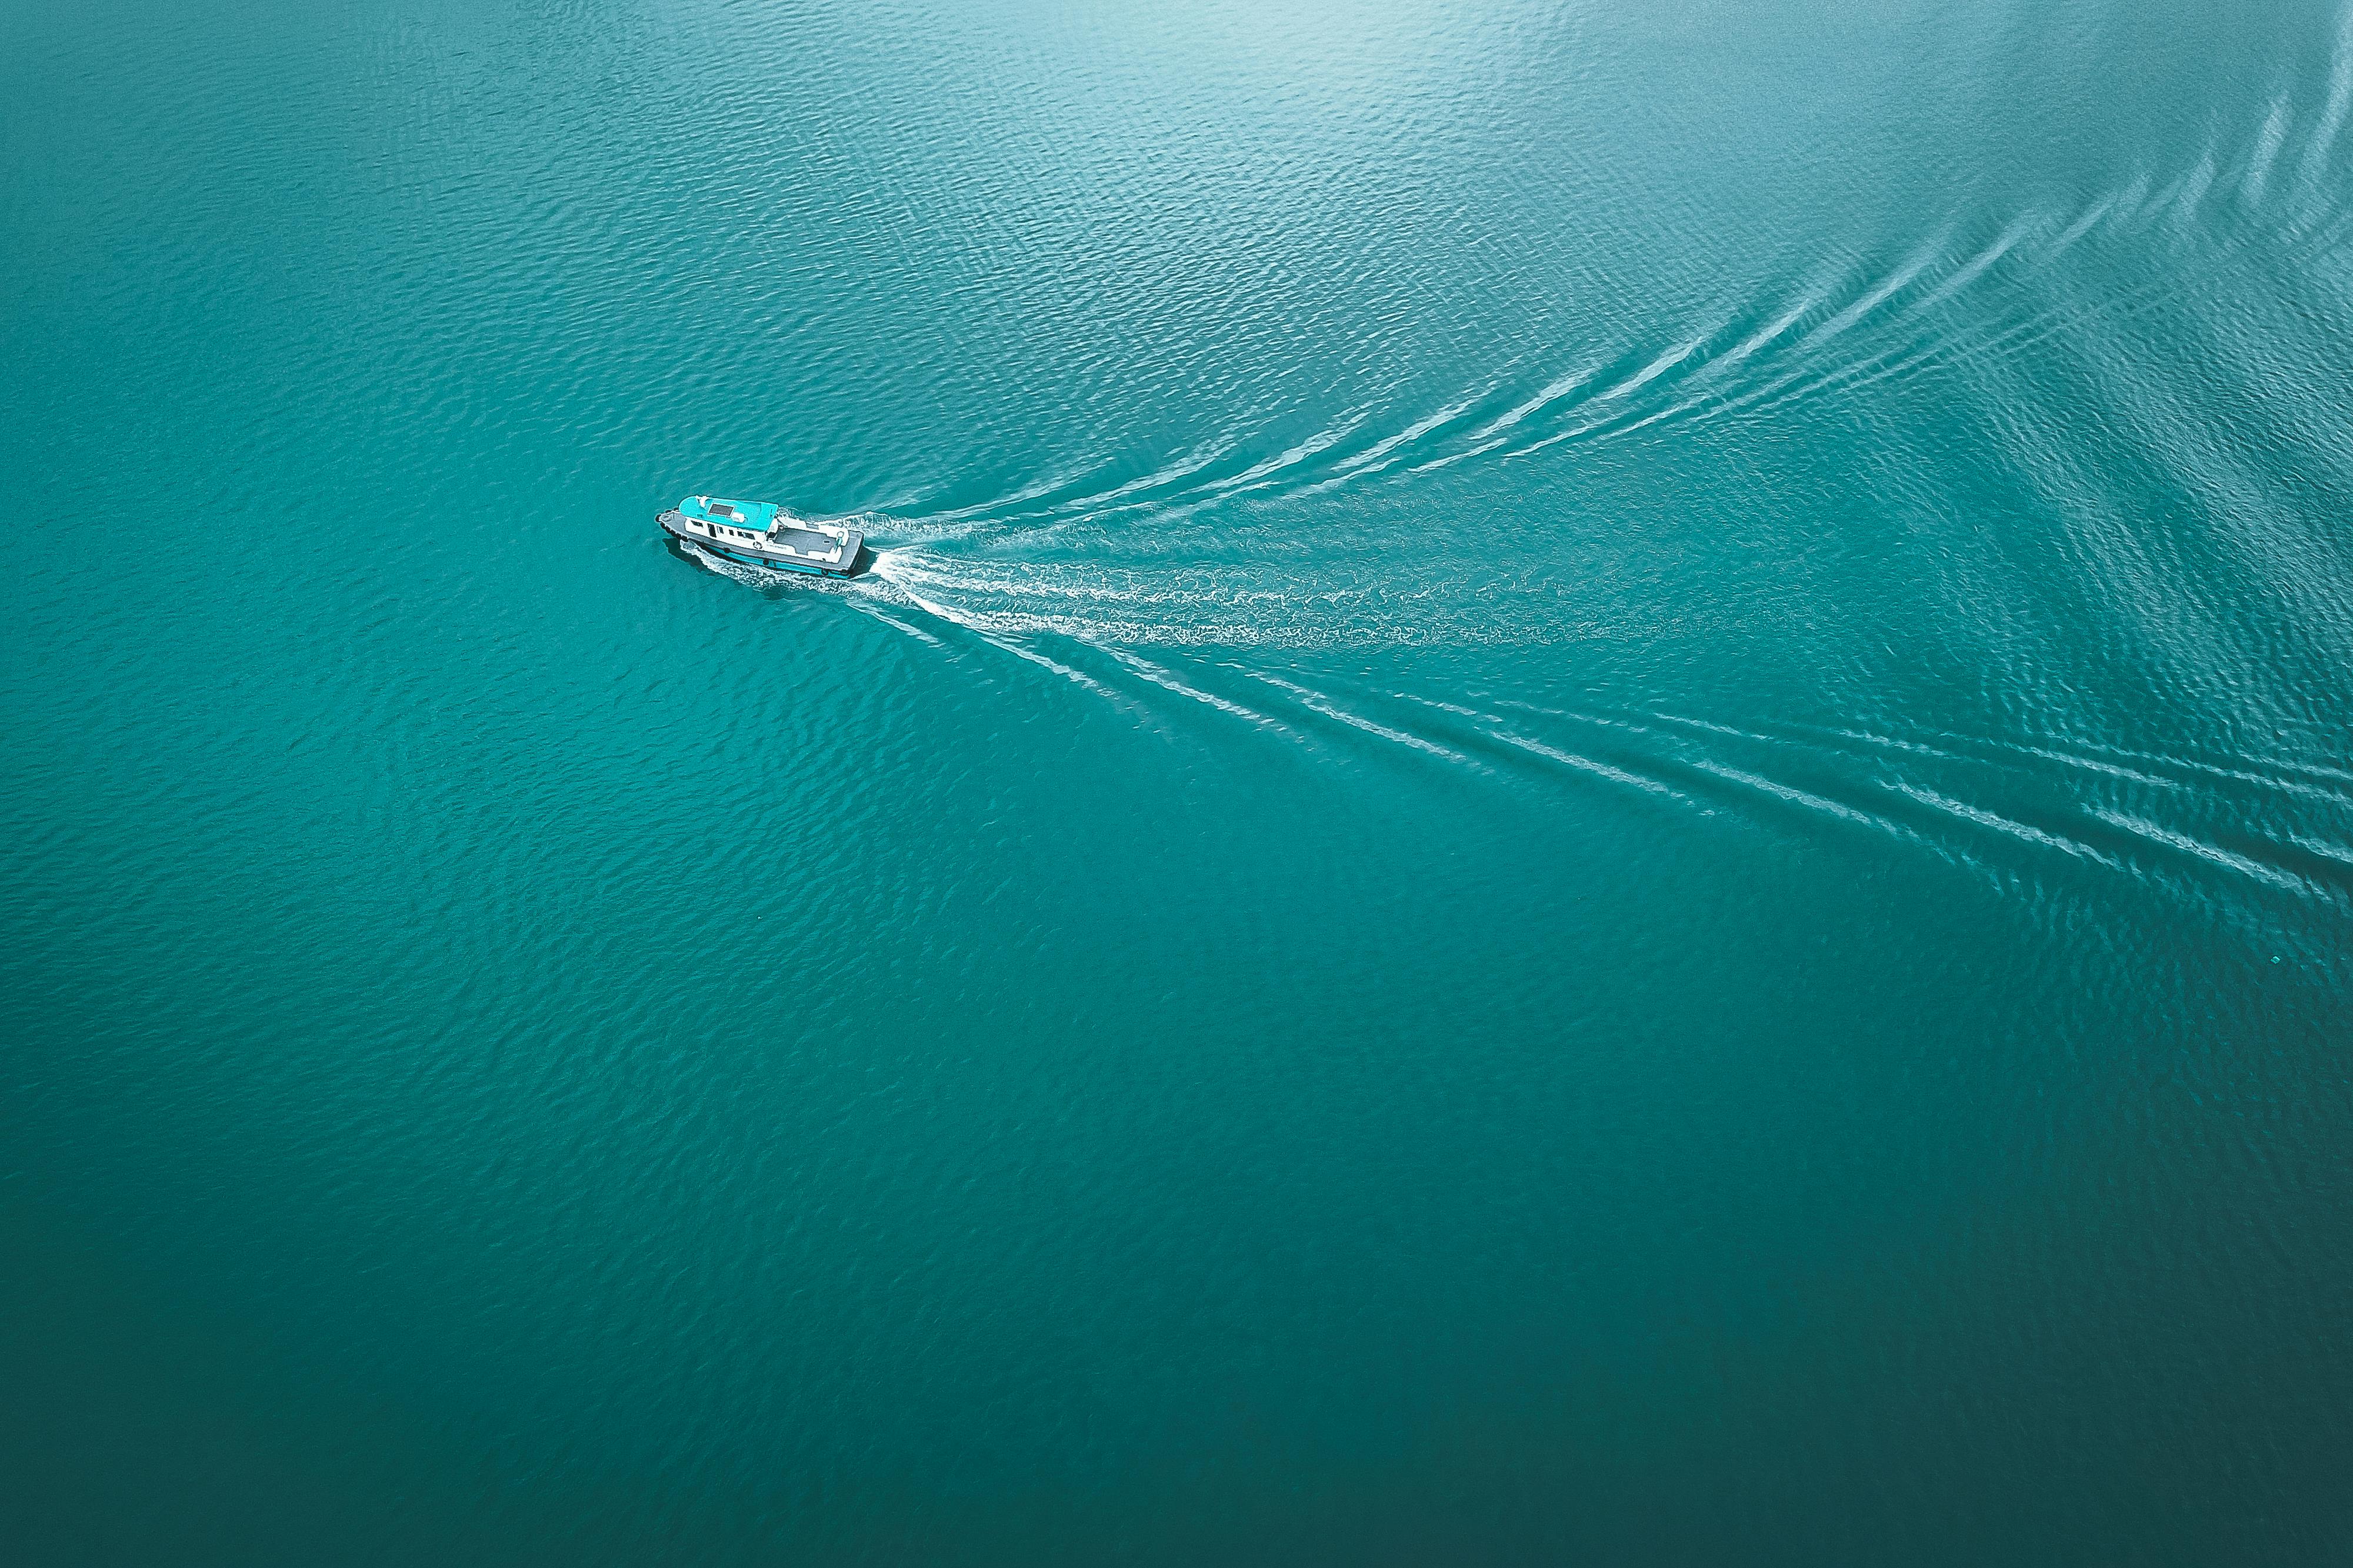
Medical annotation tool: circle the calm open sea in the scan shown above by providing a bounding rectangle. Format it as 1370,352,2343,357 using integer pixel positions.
5,0,2352,1561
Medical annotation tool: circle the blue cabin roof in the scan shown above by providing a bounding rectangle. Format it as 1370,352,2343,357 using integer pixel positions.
678,496,779,530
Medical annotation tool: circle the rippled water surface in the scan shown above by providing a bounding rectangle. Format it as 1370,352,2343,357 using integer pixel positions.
5,0,2353,1561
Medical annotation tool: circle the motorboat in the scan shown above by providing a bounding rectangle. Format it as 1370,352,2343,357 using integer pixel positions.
658,495,864,578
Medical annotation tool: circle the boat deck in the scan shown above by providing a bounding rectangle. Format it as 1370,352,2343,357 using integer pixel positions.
765,524,848,563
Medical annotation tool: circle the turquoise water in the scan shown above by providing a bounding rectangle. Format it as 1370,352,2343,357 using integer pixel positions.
5,0,2353,1560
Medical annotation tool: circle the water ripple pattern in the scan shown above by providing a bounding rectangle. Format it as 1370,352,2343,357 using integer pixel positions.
5,0,2352,1563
